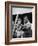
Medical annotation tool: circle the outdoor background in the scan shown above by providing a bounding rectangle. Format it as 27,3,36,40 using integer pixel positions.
0,0,38,46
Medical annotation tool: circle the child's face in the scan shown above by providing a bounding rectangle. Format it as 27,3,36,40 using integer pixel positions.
18,18,21,24
24,16,28,23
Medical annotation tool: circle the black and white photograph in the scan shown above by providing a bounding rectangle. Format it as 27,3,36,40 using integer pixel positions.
5,2,37,44
11,7,32,38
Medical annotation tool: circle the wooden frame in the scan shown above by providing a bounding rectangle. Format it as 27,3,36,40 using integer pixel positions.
5,1,37,45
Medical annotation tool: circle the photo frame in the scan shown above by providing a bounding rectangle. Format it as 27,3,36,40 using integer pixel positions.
5,1,37,45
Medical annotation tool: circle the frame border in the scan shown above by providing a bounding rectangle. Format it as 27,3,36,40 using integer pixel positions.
5,1,37,45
